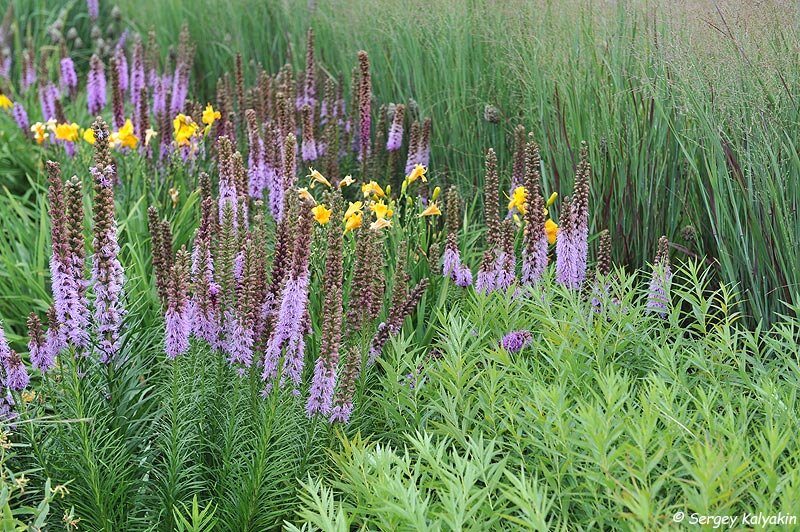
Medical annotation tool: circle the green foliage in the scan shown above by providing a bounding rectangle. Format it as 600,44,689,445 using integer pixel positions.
294,264,800,529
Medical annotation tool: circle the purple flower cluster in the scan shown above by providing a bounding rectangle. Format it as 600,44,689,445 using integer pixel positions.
12,103,29,134
443,241,472,287
39,83,59,122
555,145,591,290
87,54,107,116
262,274,310,392
60,57,78,98
87,0,99,20
646,236,671,318
0,324,30,391
500,330,532,353
386,104,405,151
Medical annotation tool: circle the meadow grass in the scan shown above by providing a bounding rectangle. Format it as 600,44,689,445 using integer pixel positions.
0,1,798,530
107,0,800,324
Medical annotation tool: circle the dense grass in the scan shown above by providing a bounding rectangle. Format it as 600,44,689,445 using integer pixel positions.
292,266,800,529
0,0,799,529
106,0,800,325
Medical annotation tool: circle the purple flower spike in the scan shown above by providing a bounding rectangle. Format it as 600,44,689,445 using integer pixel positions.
12,103,29,134
87,0,99,20
60,57,78,98
500,330,532,353
87,55,107,116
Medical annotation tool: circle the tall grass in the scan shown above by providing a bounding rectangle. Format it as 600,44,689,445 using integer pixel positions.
106,0,800,324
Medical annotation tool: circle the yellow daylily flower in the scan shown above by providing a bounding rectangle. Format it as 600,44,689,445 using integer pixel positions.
0,94,12,109
113,119,138,149
45,118,57,133
546,192,558,207
339,175,355,188
297,187,317,205
370,201,393,220
307,167,332,188
361,180,385,198
344,212,362,232
54,122,80,143
419,202,442,217
173,113,199,146
31,122,49,145
312,204,332,225
405,163,427,184
370,217,392,230
202,103,221,126
144,128,158,147
545,219,558,244
344,201,364,220
507,186,528,215
169,187,180,208
83,128,96,144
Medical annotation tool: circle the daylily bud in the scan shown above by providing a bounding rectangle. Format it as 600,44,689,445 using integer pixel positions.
432,186,441,201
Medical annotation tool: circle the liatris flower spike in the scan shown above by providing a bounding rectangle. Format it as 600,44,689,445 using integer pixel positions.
500,330,532,353
646,236,671,318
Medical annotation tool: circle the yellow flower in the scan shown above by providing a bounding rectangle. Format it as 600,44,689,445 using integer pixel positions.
202,103,221,127
307,167,332,188
54,122,80,142
144,128,158,147
83,128,96,144
45,118,57,133
173,113,199,146
370,217,392,230
419,202,441,217
545,219,558,244
361,180,385,198
112,119,138,149
370,201,393,220
405,163,427,184
297,187,317,205
339,175,355,188
31,122,48,144
21,390,35,403
344,201,364,220
507,186,528,215
312,204,332,225
0,94,12,109
344,212,362,232
169,187,180,208
546,192,558,207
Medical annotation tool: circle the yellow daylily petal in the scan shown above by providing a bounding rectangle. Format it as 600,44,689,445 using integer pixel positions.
202,103,221,126
344,212,362,232
545,219,558,244
344,201,364,220
370,217,392,230
406,164,427,184
308,167,332,188
419,202,442,217
361,181,385,198
312,204,332,225
54,122,80,142
298,187,317,205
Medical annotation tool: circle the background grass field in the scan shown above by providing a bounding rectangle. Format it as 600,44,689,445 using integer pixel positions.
99,0,799,325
